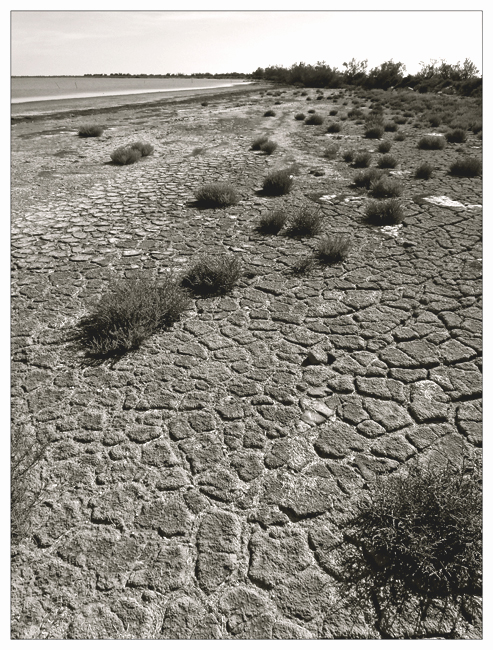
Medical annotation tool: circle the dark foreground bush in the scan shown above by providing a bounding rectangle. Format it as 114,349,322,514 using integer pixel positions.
262,169,293,195
326,122,342,133
364,124,384,139
258,209,288,234
415,162,434,180
377,140,392,154
353,151,372,168
263,109,276,117
259,140,278,155
344,460,482,604
316,234,351,264
195,182,239,207
377,154,398,169
446,128,467,143
394,132,406,141
110,146,142,165
370,176,403,198
286,206,323,237
78,124,104,137
251,136,269,150
305,113,324,125
182,254,242,296
342,149,355,163
78,277,190,357
418,135,445,150
366,199,404,225
449,157,482,177
294,113,306,121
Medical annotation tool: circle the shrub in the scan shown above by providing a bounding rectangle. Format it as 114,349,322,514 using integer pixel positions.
377,154,398,169
353,168,385,189
415,162,434,180
394,132,406,141
201,101,209,106
323,144,339,159
295,113,306,121
384,122,398,132
394,116,407,125
182,254,242,296
291,255,315,275
110,146,142,165
195,182,239,207
365,124,384,139
365,198,404,225
129,141,154,157
251,136,269,150
377,140,392,153
348,107,364,119
329,109,338,116
307,109,316,114
258,209,288,234
446,128,467,143
326,122,341,133
78,277,190,357
286,206,323,237
259,140,278,155
370,176,402,198
342,149,355,163
429,114,441,127
345,460,481,604
449,157,482,177
262,169,294,195
78,124,104,137
316,234,351,264
418,136,445,150
353,151,372,168
305,113,324,125
263,109,276,117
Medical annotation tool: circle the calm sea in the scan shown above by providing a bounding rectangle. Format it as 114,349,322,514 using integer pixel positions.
11,76,251,104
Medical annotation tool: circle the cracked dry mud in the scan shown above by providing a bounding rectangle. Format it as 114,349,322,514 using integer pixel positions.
11,85,482,639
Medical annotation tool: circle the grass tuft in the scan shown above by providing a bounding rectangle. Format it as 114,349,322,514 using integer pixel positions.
316,234,351,264
257,210,288,234
449,157,482,177
446,128,467,144
263,109,276,117
353,168,385,189
326,122,342,133
78,124,104,137
377,140,392,154
195,182,239,207
365,198,404,225
110,146,142,165
418,135,445,150
415,162,434,180
286,206,323,237
295,113,306,121
262,169,294,196
182,253,242,296
377,154,398,169
305,113,324,125
364,124,384,139
370,176,402,198
353,151,372,168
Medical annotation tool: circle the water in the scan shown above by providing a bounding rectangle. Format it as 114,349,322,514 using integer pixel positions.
11,76,251,104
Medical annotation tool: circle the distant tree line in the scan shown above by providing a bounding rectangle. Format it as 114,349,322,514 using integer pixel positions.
248,58,481,96
83,72,247,79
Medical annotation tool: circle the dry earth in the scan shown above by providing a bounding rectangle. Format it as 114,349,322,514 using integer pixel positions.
11,84,482,639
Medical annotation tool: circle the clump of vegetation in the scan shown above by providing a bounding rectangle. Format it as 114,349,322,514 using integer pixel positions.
316,234,351,264
110,146,143,165
370,176,402,198
129,141,154,157
286,206,323,237
194,182,239,207
78,124,104,137
428,114,441,127
326,122,342,133
415,162,434,180
201,101,209,107
262,169,294,195
263,109,276,117
291,255,315,275
307,109,316,114
295,113,306,121
446,128,467,143
182,253,242,296
449,157,482,177
257,209,288,234
384,121,398,132
365,124,384,139
365,198,404,225
329,109,338,116
323,144,340,160
418,135,445,150
251,136,277,154
394,132,406,142
353,168,385,189
353,151,372,168
348,107,364,119
377,140,392,154
251,136,269,150
305,113,325,125
377,154,398,169
342,149,355,163
78,277,190,357
344,460,481,608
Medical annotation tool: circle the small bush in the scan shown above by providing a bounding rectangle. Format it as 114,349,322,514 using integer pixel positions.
394,132,406,141
201,101,209,107
348,107,364,119
295,113,306,121
377,154,398,169
326,122,341,133
262,169,294,196
418,136,445,150
449,157,482,177
446,128,467,144
263,109,276,117
110,146,142,165
415,162,434,180
377,140,392,154
342,149,355,163
316,234,351,264
291,255,315,275
365,125,384,139
305,113,324,126
394,116,407,125
353,151,372,168
259,140,278,155
78,124,104,137
323,144,339,160
307,109,316,114
258,210,288,234
329,109,338,116
365,199,404,225
429,114,441,127
384,122,398,132
182,254,242,297
370,176,402,198
251,136,269,151
286,206,323,237
78,277,190,357
195,182,239,207
353,168,385,189
129,141,154,157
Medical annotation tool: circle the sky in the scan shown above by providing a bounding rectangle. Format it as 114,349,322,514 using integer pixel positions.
10,5,483,77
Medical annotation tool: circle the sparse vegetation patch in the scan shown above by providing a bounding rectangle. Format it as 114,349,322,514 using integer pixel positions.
195,182,239,207
182,254,242,296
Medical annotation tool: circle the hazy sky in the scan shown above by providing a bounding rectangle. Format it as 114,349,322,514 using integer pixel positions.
11,8,482,77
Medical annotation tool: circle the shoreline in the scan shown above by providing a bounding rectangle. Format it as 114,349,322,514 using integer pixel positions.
11,82,265,123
